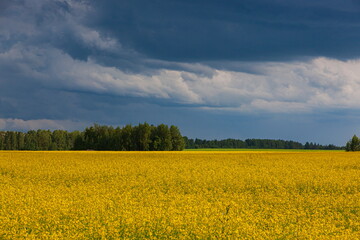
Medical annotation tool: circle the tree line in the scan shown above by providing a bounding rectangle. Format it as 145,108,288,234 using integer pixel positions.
184,137,342,150
345,135,360,151
0,124,344,151
0,123,185,151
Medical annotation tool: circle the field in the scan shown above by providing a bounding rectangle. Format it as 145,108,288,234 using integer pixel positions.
0,151,360,239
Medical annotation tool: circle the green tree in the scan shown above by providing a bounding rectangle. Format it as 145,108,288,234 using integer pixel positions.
170,125,185,151
24,130,38,150
36,130,52,150
121,125,133,151
71,131,85,150
4,131,17,150
83,125,98,150
51,130,68,150
17,132,25,150
134,123,151,151
0,131,5,150
0,123,185,151
155,124,172,151
97,125,113,150
346,135,360,151
113,127,123,150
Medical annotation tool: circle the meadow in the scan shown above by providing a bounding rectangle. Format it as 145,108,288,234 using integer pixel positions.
0,151,360,239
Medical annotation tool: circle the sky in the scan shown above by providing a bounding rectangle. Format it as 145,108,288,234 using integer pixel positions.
2,0,360,145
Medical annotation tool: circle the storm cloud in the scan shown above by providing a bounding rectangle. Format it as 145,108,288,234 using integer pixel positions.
1,0,360,145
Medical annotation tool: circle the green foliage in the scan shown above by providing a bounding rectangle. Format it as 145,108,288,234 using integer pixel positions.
154,124,172,151
17,132,25,150
184,138,342,150
51,130,68,150
133,123,152,151
24,130,37,150
170,125,185,151
345,135,360,151
0,132,4,150
120,125,134,151
36,130,52,150
0,123,185,151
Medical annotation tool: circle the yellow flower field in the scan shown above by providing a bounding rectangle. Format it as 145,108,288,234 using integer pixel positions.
0,151,360,239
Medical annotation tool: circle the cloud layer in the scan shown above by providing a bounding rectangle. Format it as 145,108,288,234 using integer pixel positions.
1,0,360,144
3,41,360,113
0,118,88,131
92,0,360,61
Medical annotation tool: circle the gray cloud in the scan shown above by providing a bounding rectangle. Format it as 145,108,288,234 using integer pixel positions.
2,0,360,145
0,118,88,131
91,0,360,61
3,40,360,114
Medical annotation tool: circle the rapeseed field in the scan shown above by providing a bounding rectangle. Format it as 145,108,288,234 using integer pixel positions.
0,151,359,239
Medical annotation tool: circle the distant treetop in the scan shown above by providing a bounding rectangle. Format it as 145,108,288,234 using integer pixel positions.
345,135,360,152
183,137,342,150
0,123,185,151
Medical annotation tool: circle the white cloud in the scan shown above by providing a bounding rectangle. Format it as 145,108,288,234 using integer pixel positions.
2,0,360,114
0,118,88,131
3,43,360,113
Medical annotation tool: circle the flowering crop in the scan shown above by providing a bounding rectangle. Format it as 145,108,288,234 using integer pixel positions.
0,151,359,239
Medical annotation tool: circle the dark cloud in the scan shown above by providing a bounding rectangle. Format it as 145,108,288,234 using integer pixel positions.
2,0,360,145
91,0,360,61
0,0,12,13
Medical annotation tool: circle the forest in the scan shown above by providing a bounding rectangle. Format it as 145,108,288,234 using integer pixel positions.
0,123,185,151
184,137,342,150
0,123,343,151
